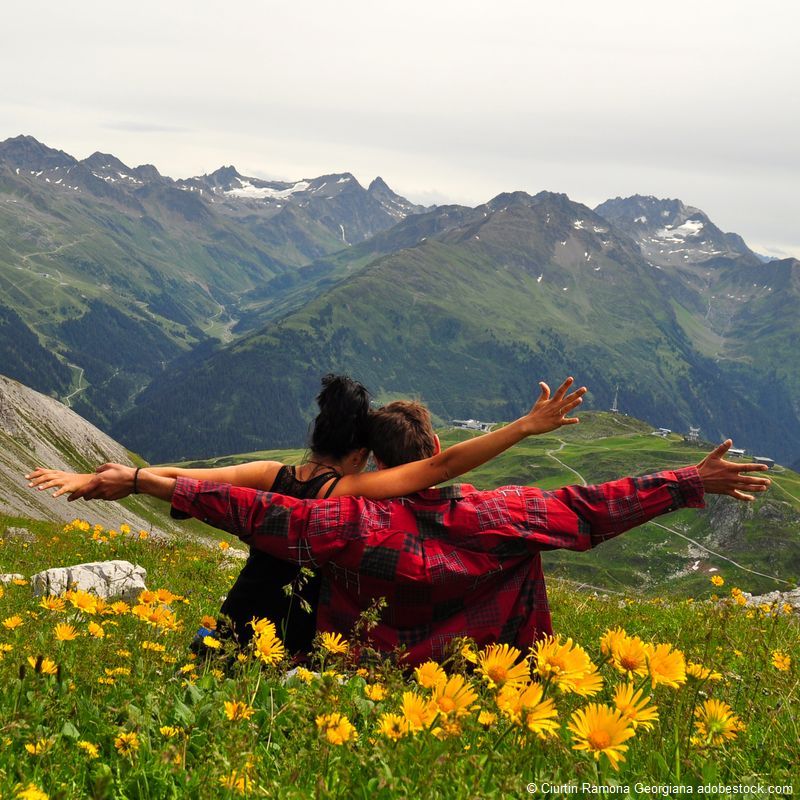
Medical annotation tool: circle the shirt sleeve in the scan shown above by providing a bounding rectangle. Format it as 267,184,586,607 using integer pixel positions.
520,466,705,551
170,477,359,567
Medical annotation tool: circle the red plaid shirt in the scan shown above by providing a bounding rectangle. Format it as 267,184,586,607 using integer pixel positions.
172,467,704,665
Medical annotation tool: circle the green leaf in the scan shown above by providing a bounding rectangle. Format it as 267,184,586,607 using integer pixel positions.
61,721,80,740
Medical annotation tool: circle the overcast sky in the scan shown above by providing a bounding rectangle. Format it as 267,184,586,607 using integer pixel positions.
2,0,798,256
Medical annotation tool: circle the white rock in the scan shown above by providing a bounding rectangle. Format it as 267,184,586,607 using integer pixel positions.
743,587,800,611
4,526,35,543
31,560,147,602
0,573,25,584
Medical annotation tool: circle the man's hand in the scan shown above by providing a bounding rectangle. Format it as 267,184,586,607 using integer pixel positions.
523,377,587,435
697,440,771,502
26,468,94,498
65,463,137,502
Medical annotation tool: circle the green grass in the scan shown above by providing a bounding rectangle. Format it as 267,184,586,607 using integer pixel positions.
0,515,797,798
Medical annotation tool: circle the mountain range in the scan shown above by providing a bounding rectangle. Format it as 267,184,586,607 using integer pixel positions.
0,135,797,468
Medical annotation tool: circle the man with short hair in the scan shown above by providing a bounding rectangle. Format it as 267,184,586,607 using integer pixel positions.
62,407,770,665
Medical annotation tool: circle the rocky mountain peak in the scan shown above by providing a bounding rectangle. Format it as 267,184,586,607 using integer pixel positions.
0,134,76,170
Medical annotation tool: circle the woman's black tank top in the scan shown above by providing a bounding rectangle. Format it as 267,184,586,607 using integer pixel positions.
218,464,340,654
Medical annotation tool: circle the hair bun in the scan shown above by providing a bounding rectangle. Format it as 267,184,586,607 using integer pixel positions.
310,374,371,459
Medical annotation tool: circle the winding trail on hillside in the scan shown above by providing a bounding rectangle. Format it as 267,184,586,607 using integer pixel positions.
62,364,87,407
648,520,792,586
545,439,587,486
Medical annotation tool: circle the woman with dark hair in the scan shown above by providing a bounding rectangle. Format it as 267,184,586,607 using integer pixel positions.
28,373,586,654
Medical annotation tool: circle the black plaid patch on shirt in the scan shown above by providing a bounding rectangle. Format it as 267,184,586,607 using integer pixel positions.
414,510,445,540
498,614,525,645
359,546,400,581
395,583,433,606
402,533,423,555
398,624,431,646
254,504,292,538
432,596,465,622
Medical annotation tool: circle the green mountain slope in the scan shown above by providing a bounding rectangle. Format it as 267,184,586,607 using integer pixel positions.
0,136,421,427
116,191,788,464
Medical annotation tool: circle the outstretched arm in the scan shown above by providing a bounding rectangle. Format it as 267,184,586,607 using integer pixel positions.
517,439,771,552
27,460,283,498
331,376,587,499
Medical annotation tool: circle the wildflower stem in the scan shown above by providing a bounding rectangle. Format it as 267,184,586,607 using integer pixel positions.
491,721,517,752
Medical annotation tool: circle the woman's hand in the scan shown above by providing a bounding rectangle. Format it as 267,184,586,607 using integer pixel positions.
522,377,587,435
697,440,771,501
26,468,94,498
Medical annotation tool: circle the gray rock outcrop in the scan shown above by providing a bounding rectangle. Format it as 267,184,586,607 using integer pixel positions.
31,560,147,601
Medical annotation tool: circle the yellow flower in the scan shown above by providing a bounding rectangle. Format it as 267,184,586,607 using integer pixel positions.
430,674,478,718
77,740,99,758
224,700,255,721
155,588,180,604
2,615,23,630
400,691,437,732
532,636,594,693
110,601,130,615
250,617,277,637
377,712,409,740
316,712,357,745
12,578,28,586
415,660,447,689
114,731,140,756
364,683,387,701
253,630,285,665
200,615,217,630
294,666,316,683
461,643,478,664
88,622,105,638
477,710,497,727
495,682,559,736
39,596,66,612
25,737,53,755
27,656,58,675
568,704,636,771
319,631,349,654
0,642,13,659
771,650,791,672
218,541,230,551
607,632,649,679
138,530,149,540
710,575,724,587
693,700,745,747
67,590,98,615
202,636,222,650
15,783,49,800
734,594,747,606
119,523,131,535
782,603,793,615
159,726,182,738
98,677,116,685
219,771,249,794
600,626,628,656
476,643,530,689
644,643,686,689
54,623,79,641
686,661,723,681
613,683,659,730
571,669,604,697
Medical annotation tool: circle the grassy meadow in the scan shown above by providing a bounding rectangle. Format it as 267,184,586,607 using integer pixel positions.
1,412,798,797
0,507,797,799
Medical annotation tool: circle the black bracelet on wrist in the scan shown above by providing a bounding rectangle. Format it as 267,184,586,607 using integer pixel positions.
133,467,141,494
